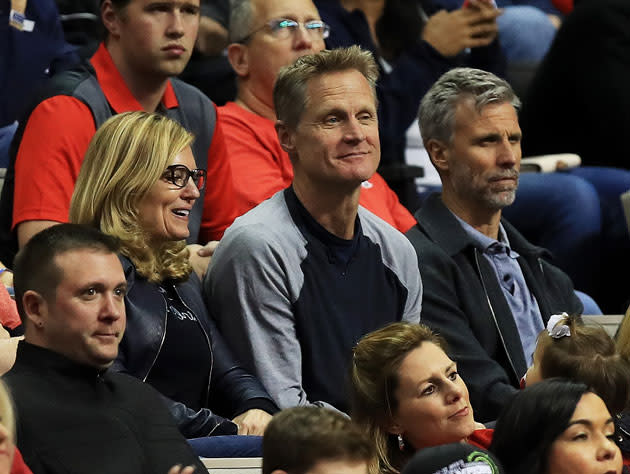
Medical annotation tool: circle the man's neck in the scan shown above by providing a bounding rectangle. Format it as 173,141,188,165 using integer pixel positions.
20,337,111,371
106,42,169,112
441,193,502,240
292,179,361,240
236,85,276,121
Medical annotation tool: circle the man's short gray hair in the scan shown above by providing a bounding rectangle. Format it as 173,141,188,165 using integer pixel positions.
418,67,521,145
228,0,254,43
274,46,379,130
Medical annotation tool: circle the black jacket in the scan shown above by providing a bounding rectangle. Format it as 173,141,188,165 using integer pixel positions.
111,257,277,438
406,194,583,421
6,342,206,474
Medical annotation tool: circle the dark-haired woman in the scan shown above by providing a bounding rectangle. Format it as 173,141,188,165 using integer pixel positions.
490,379,623,474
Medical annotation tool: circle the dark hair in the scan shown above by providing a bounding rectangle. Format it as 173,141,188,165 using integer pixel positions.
100,0,134,41
13,224,121,323
539,314,630,414
375,0,423,61
262,406,372,474
490,379,591,474
100,0,132,9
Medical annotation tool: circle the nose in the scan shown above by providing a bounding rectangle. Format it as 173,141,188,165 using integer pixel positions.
181,176,201,200
597,435,620,462
292,23,313,50
0,422,9,444
343,117,366,144
497,137,519,168
166,9,185,37
445,379,464,404
100,293,124,322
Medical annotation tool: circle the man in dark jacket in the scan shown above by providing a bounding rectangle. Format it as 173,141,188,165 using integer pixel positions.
4,224,205,474
406,67,582,422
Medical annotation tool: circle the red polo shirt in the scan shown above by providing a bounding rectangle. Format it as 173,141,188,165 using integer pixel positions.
13,43,237,243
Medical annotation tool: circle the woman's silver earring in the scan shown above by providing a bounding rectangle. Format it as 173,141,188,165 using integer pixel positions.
398,434,404,451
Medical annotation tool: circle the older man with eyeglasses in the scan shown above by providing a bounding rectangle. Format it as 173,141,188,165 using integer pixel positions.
218,0,417,233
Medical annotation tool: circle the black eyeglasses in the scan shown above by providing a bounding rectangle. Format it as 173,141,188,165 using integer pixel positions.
237,18,331,44
162,164,206,190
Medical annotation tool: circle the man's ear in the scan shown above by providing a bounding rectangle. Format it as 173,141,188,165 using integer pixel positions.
227,43,249,78
270,471,288,474
101,0,121,38
22,290,47,328
276,120,296,154
426,138,449,173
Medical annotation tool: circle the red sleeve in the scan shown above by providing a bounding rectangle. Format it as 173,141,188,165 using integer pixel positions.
13,96,95,228
383,180,417,233
0,283,20,330
12,446,34,474
359,173,417,233
198,112,241,243
219,106,292,214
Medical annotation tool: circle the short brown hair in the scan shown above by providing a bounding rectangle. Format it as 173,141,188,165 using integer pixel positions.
273,46,379,130
13,224,121,325
539,314,630,414
350,322,447,474
262,406,372,474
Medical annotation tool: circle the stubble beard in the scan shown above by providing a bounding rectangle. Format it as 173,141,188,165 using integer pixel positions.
483,186,517,210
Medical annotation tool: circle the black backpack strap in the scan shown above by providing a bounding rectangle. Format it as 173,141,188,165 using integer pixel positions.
74,69,113,130
0,63,111,267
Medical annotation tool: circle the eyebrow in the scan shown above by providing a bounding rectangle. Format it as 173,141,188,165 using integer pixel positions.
77,281,127,292
474,131,522,141
415,362,456,387
567,417,615,428
273,13,320,19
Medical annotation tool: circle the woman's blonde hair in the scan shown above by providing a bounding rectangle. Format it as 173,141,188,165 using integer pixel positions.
350,322,447,474
70,111,195,282
0,380,15,443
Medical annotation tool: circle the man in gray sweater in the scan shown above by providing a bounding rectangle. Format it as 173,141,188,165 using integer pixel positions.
205,47,422,413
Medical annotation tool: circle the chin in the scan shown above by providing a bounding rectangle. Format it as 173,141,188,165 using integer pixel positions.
92,349,118,368
168,233,190,243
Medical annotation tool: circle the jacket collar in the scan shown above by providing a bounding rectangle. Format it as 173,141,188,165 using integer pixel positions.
414,193,550,259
